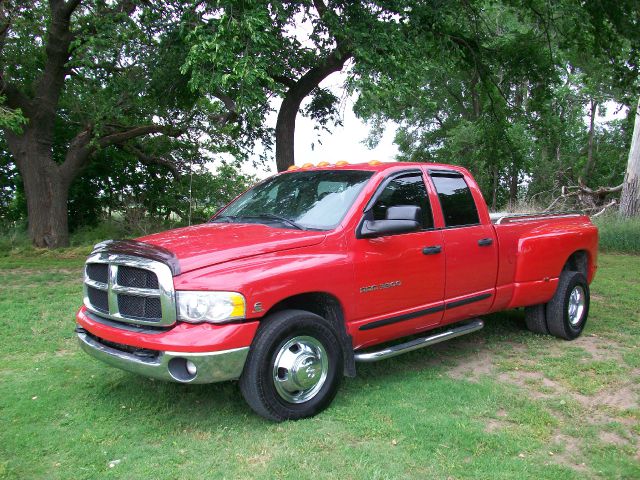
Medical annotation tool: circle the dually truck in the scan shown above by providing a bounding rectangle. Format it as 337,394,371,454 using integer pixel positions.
76,161,598,421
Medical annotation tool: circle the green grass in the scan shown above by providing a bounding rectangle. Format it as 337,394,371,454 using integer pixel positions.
594,215,640,254
0,252,638,479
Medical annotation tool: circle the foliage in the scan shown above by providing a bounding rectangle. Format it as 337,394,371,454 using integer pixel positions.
0,0,274,247
594,214,640,254
353,0,639,210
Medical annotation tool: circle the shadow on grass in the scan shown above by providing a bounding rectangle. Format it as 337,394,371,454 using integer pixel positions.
82,309,531,426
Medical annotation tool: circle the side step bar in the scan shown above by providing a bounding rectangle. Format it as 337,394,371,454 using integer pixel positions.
354,319,484,363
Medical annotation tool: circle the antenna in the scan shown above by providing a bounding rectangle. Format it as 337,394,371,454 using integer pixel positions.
188,160,193,226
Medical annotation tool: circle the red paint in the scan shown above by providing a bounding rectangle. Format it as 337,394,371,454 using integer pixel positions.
76,306,259,353
77,162,598,354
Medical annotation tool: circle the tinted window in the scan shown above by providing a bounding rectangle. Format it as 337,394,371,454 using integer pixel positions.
430,174,479,227
372,174,433,229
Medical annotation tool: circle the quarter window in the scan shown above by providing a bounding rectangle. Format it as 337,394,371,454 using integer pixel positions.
372,174,434,229
430,174,480,227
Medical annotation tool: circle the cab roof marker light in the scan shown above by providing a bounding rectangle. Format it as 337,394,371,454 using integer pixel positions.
368,160,382,166
335,160,349,166
316,161,330,167
301,162,314,168
287,165,299,171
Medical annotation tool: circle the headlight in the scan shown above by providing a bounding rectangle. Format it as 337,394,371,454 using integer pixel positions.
176,291,245,324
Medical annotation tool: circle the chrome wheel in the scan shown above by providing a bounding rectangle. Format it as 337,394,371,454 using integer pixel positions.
272,336,329,404
568,285,586,326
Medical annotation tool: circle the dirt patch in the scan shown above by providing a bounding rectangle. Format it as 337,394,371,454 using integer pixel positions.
598,431,628,446
551,434,589,473
574,334,624,362
484,418,507,433
447,349,494,382
587,386,638,410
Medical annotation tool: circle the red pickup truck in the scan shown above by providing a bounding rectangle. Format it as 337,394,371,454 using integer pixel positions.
76,161,598,421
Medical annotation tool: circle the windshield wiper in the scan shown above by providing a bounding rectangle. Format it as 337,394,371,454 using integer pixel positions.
211,213,305,230
243,214,305,230
210,215,236,223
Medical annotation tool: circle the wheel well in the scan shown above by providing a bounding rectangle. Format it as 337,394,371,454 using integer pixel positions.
264,292,356,377
563,250,589,277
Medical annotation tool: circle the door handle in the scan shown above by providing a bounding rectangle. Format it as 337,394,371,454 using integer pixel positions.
423,245,442,255
478,238,493,246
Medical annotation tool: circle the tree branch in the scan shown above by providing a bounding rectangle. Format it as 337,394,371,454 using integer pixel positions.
123,145,181,179
62,0,83,19
60,124,184,183
271,75,297,89
0,75,31,113
97,124,181,148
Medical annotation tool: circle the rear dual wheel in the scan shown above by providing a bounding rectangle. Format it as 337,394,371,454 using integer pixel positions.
239,309,343,421
525,271,589,340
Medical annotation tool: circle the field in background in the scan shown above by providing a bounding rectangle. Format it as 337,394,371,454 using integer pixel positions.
0,252,638,479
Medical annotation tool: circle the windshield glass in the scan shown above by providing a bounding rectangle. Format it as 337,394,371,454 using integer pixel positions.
214,170,374,230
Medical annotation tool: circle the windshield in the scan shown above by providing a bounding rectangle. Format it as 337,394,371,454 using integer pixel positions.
213,170,374,230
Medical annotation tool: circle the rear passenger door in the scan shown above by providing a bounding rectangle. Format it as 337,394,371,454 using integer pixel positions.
428,170,498,323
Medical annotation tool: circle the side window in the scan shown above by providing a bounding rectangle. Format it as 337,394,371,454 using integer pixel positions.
430,174,480,227
372,174,434,229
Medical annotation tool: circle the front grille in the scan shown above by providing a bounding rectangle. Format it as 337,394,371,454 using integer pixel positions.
118,294,162,320
117,266,159,289
86,263,108,284
87,286,108,312
83,253,176,327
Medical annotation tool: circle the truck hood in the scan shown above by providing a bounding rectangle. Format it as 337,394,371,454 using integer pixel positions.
138,223,326,274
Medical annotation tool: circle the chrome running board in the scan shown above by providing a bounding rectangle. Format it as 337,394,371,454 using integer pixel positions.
354,319,484,363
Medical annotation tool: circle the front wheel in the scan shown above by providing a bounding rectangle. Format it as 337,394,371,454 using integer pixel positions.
239,309,343,421
545,271,590,340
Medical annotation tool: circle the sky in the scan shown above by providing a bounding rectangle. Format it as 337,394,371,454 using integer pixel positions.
242,71,400,179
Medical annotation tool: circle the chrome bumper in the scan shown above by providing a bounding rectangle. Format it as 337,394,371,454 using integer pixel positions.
77,328,249,384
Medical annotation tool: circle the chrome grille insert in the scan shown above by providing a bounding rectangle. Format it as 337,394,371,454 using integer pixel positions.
83,253,176,327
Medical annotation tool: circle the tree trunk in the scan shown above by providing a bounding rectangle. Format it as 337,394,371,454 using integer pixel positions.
619,98,640,218
509,161,518,208
275,96,299,173
274,49,352,172
491,163,499,211
5,130,70,247
583,98,597,181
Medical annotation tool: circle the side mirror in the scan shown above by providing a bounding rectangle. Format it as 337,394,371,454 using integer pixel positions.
359,205,421,238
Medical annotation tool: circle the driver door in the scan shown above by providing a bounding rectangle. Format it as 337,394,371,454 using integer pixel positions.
352,170,445,347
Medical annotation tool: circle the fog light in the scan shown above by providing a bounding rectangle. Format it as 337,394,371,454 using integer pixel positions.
186,360,197,376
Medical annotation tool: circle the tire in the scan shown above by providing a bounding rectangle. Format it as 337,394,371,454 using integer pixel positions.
525,304,549,335
239,309,343,421
545,271,590,340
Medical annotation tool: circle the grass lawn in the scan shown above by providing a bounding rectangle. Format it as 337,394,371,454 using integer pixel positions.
0,252,638,479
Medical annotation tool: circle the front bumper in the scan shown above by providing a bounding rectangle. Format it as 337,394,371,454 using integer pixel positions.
77,327,249,384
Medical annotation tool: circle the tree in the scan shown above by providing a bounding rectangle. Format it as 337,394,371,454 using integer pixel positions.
620,98,640,217
183,0,438,172
0,1,264,248
353,0,639,210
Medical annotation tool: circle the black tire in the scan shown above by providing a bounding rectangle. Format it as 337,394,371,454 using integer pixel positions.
525,304,549,334
545,271,590,340
239,309,343,421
